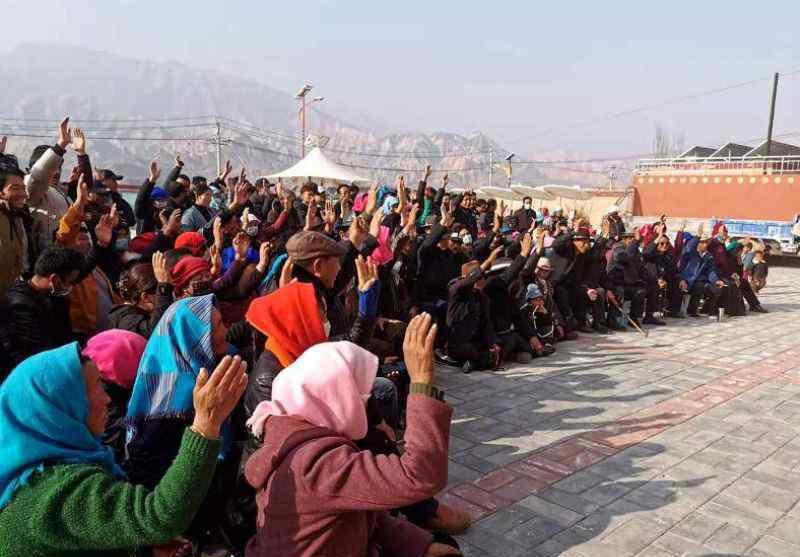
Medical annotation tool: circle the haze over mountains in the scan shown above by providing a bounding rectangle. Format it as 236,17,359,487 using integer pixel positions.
0,44,617,186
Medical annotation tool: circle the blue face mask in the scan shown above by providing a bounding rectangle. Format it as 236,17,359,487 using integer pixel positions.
115,238,130,252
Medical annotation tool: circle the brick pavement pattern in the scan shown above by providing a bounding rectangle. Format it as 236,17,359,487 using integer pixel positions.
439,266,800,557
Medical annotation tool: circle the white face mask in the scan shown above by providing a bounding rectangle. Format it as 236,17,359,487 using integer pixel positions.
323,320,332,338
246,225,259,237
524,202,532,210
462,234,473,245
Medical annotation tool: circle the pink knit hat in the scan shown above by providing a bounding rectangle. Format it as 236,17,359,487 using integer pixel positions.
82,329,148,390
246,341,378,440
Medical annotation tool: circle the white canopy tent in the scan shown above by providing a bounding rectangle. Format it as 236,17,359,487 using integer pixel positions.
540,184,592,201
476,186,518,201
510,184,556,201
266,147,370,184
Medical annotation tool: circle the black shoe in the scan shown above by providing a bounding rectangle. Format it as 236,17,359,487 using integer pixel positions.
542,344,556,356
593,323,610,334
576,324,594,334
664,310,685,319
750,305,769,313
642,315,666,326
461,361,474,374
687,312,701,318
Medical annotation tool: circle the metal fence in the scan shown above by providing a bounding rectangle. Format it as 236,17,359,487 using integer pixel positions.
635,156,800,175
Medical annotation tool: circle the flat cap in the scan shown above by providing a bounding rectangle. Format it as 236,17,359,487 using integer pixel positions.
286,231,348,262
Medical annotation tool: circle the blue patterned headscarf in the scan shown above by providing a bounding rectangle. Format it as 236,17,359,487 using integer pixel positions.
126,295,216,424
0,343,124,510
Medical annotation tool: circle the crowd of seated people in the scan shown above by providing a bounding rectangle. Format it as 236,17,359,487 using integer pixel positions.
0,120,770,556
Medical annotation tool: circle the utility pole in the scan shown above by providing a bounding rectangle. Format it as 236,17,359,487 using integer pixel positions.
215,121,222,176
209,121,231,176
765,72,780,158
296,83,313,158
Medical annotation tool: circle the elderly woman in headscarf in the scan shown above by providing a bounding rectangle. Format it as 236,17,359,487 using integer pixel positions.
0,342,247,557
124,294,235,488
82,329,148,462
244,314,460,557
243,260,387,434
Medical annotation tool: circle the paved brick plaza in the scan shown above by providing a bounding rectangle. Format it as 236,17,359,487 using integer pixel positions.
438,265,800,557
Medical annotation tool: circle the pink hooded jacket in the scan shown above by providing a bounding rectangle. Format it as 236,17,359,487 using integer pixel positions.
244,342,452,557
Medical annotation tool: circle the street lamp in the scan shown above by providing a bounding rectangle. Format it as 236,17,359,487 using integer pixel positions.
296,83,314,157
505,153,515,188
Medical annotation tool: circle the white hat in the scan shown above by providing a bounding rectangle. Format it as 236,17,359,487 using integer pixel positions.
536,257,553,270
605,205,620,215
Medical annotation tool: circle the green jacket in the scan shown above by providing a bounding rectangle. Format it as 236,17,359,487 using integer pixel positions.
0,428,220,557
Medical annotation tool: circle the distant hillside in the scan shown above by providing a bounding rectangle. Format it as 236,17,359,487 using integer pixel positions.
0,43,544,186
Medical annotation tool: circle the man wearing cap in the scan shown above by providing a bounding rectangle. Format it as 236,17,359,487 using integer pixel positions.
415,211,466,321
445,246,505,373
519,283,556,355
603,205,626,243
608,228,665,327
285,230,357,336
679,226,727,317
549,226,593,334
97,168,135,227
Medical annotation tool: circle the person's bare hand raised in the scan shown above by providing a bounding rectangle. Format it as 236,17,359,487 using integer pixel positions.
403,313,438,385
148,161,161,184
152,251,172,284
192,355,248,439
57,117,72,150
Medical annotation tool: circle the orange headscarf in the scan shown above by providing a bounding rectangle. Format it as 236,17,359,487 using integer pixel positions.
245,282,327,368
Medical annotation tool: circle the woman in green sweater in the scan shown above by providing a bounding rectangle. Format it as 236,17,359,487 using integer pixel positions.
0,341,248,557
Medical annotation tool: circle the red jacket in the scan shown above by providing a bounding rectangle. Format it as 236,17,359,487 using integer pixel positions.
245,394,452,557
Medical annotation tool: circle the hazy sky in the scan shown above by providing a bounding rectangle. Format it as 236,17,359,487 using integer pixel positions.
2,0,799,157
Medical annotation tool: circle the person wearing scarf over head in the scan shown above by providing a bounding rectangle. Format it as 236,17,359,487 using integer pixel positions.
124,294,236,489
243,268,393,453
0,342,246,557
245,314,461,557
82,329,147,462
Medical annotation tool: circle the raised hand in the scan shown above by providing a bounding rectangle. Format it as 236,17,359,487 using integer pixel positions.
192,355,249,440
424,164,432,181
175,154,184,168
209,244,222,277
365,182,379,215
74,173,89,210
355,254,378,292
57,116,72,150
279,256,295,287
305,199,318,231
108,203,120,228
233,231,251,261
152,251,172,284
94,212,114,247
148,161,161,184
71,127,87,155
163,209,182,236
349,215,368,246
220,159,233,180
256,241,272,273
520,232,533,258
403,313,438,386
323,199,336,226
212,216,224,249
442,173,449,187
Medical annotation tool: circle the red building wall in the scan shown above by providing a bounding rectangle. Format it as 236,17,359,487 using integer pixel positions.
633,174,800,221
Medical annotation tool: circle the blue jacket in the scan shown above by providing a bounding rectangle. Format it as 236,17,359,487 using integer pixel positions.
679,234,719,288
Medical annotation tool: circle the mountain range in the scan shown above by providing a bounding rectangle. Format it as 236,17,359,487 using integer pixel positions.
0,44,610,187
